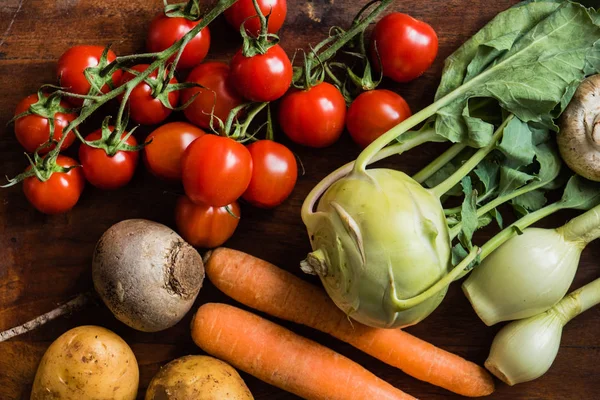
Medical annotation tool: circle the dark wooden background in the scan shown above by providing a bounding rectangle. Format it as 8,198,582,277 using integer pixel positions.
1,0,599,399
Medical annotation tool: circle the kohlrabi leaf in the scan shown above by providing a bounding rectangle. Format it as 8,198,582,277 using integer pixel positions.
497,117,536,168
458,176,479,249
498,167,535,197
433,1,600,146
474,159,500,195
512,189,548,211
559,176,600,210
451,243,469,267
489,208,504,229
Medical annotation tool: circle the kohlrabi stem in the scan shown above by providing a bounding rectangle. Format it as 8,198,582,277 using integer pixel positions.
301,128,438,227
430,115,514,199
392,246,480,310
480,201,564,259
413,142,467,184
558,203,600,246
552,277,600,325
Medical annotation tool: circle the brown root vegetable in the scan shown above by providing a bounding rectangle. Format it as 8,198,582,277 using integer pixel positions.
93,219,204,332
31,325,139,400
558,74,600,182
145,355,254,400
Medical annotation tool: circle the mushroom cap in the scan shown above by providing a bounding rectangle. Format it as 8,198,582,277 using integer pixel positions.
558,74,600,182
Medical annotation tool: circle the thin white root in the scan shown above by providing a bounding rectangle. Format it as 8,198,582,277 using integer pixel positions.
0,292,93,342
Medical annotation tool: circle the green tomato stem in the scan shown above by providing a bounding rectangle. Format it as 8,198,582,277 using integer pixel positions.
558,203,600,246
430,115,514,199
479,201,564,260
413,142,466,184
392,246,480,311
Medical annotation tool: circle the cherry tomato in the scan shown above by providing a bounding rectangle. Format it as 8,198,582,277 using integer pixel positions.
78,129,139,190
242,140,297,208
146,13,210,70
23,155,85,214
118,64,179,125
370,13,438,83
225,0,287,35
144,122,205,181
229,45,292,102
57,45,122,106
279,82,346,148
181,62,244,130
346,89,412,148
14,94,77,154
175,196,241,248
182,135,252,207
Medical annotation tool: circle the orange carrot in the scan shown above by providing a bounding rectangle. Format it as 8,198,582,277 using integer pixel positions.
205,248,494,397
192,303,416,400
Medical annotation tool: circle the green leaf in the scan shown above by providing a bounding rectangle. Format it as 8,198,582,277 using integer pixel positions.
458,176,479,249
512,189,548,211
451,243,469,267
498,166,535,197
497,117,536,168
474,159,500,195
433,1,600,145
489,208,504,229
424,162,463,197
559,176,600,210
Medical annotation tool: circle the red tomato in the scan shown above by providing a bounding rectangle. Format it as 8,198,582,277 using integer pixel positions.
23,155,85,214
278,82,346,148
78,129,139,190
118,64,179,125
370,13,438,83
182,135,252,207
146,13,210,70
14,94,77,154
242,140,297,208
144,122,205,181
229,45,292,102
175,196,241,248
346,89,412,148
181,62,244,130
225,0,287,35
57,45,122,106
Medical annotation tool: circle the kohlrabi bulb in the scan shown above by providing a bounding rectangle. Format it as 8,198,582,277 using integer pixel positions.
485,310,563,385
301,168,451,328
462,227,583,326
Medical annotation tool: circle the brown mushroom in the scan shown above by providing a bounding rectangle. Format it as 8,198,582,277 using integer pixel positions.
558,74,600,182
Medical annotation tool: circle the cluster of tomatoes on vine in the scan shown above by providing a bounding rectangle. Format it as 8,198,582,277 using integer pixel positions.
5,0,438,249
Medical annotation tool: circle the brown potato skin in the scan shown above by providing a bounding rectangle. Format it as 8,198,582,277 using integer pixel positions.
145,355,253,400
31,325,139,400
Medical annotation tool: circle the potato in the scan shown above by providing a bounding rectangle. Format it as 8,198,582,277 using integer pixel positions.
93,219,204,332
145,355,253,400
31,325,138,400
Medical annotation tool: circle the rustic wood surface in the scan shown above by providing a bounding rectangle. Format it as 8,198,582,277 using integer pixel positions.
1,0,599,399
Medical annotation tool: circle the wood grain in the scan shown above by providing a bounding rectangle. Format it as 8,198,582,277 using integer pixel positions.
1,0,599,399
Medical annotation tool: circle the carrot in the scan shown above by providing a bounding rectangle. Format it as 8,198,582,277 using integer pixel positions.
205,248,495,397
192,303,416,400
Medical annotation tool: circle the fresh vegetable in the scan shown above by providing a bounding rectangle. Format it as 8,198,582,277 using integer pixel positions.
79,126,139,190
182,62,244,129
57,45,122,106
23,155,85,214
463,178,600,326
206,247,495,397
13,93,76,153
279,82,347,147
230,44,292,102
191,303,416,400
370,13,438,82
301,1,600,328
143,122,205,181
146,11,211,70
242,140,297,208
92,219,204,332
145,355,254,400
485,276,600,385
182,134,253,207
31,325,139,400
225,0,287,35
175,196,241,248
558,74,600,182
118,64,179,125
346,89,411,148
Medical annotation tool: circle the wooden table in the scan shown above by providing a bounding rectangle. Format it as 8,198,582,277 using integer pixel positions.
1,0,598,399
